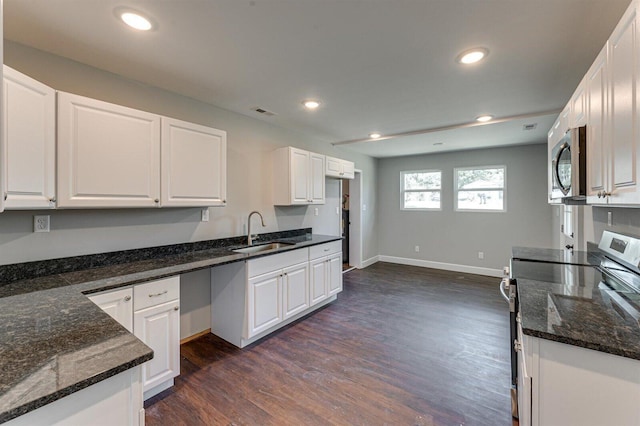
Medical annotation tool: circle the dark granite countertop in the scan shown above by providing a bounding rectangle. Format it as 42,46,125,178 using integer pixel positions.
0,230,341,423
512,246,595,266
515,263,640,360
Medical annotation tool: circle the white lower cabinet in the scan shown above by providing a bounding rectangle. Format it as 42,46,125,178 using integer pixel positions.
133,276,180,400
247,269,282,337
89,276,180,401
211,243,343,348
88,287,133,332
282,262,310,319
134,300,180,400
517,322,640,426
309,241,343,306
4,368,144,426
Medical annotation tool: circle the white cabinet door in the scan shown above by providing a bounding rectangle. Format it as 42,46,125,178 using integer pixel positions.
327,252,343,296
160,117,226,207
309,152,326,204
3,66,56,209
88,287,133,333
57,92,160,208
325,156,355,179
310,256,327,306
282,262,309,319
273,146,326,205
570,77,587,127
247,270,282,337
134,300,180,393
608,5,640,204
291,147,311,204
586,44,609,204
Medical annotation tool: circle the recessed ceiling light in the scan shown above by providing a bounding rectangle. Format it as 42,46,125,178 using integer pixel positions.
457,48,489,65
118,10,153,31
303,100,321,110
369,132,381,139
476,115,494,123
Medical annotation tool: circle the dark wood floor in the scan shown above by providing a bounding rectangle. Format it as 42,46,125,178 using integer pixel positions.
145,262,515,425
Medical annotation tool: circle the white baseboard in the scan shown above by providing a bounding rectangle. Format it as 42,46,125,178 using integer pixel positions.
361,255,380,268
378,255,503,278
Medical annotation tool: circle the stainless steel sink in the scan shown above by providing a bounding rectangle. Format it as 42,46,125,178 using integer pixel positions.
232,242,295,254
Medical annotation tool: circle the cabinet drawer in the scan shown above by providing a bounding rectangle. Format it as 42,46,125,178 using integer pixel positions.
309,241,342,260
134,276,180,311
247,248,308,278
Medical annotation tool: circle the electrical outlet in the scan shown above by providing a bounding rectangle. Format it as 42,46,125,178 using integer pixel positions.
414,245,420,252
314,208,319,216
608,211,612,227
34,215,50,233
478,251,484,259
336,207,339,215
363,204,367,211
201,208,210,222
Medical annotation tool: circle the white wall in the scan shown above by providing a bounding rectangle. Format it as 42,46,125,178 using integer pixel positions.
377,144,554,273
3,41,378,338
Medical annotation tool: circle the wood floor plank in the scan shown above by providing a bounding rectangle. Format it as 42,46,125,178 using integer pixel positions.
146,262,516,425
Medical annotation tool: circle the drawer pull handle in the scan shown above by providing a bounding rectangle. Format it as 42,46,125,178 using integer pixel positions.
174,306,180,311
149,290,168,297
124,295,132,302
324,248,330,252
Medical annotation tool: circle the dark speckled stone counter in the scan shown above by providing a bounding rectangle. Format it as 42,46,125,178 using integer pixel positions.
512,246,595,265
0,229,341,423
513,260,640,360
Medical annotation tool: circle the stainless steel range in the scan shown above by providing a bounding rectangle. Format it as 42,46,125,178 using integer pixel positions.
502,230,640,420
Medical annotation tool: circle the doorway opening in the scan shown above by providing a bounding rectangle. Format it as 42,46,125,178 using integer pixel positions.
340,170,362,272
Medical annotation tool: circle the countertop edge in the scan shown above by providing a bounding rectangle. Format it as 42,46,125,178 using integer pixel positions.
0,351,153,424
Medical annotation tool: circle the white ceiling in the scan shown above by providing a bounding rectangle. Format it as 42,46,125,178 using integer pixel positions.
4,0,631,158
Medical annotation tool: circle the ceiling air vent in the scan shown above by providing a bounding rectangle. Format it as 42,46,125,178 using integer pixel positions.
523,123,537,131
251,107,277,117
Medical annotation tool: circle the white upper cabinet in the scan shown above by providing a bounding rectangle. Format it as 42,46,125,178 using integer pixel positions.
3,66,56,209
586,44,609,204
607,2,640,204
273,146,325,205
160,117,227,207
325,156,355,179
57,92,161,208
570,77,587,127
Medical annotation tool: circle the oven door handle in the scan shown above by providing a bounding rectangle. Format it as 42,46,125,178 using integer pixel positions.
499,278,510,303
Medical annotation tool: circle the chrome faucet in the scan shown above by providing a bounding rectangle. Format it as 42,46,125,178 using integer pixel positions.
247,211,266,246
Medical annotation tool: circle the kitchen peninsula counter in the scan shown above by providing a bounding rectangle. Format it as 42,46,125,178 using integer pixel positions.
0,229,341,423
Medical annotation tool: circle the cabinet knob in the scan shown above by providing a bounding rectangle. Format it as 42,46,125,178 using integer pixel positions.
174,306,180,311
3,193,6,201
154,199,160,203
49,197,56,203
124,295,132,302
223,200,227,204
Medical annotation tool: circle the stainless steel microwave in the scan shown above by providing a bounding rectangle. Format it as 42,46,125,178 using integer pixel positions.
550,126,587,202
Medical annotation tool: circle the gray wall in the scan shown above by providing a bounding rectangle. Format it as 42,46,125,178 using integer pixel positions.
377,144,553,271
3,41,378,338
581,206,640,249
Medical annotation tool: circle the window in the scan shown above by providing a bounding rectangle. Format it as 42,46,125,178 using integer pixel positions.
401,170,442,210
454,166,506,211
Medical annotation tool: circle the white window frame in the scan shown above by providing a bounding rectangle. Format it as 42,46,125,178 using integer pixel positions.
400,169,442,211
454,165,507,212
